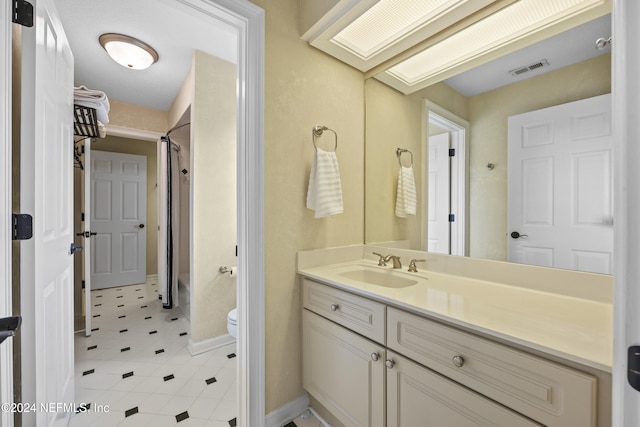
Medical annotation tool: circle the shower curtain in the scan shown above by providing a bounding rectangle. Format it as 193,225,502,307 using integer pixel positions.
158,136,180,309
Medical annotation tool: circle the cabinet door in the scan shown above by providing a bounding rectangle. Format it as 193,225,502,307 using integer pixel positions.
303,310,385,427
386,351,542,427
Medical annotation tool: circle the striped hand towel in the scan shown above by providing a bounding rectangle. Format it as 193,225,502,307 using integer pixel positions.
307,148,344,218
395,165,417,218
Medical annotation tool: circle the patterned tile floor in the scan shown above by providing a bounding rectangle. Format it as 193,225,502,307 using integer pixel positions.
69,279,322,427
70,280,238,426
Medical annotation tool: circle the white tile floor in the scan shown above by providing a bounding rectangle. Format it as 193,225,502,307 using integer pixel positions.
70,280,238,426
69,280,322,427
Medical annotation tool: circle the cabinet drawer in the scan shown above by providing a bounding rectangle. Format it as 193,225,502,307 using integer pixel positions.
303,279,385,344
387,308,596,427
387,351,541,427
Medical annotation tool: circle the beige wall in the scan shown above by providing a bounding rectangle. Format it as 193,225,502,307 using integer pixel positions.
468,54,611,260
364,78,468,248
109,100,168,134
251,0,366,412
92,136,159,275
190,51,238,341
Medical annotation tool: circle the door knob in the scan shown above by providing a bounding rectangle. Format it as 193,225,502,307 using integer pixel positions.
138,224,145,229
510,231,528,239
69,243,83,254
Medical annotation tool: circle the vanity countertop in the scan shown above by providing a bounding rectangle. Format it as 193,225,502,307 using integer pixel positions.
298,259,612,372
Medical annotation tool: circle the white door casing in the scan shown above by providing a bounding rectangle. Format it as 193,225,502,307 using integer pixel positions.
424,101,468,256
90,150,147,289
83,138,92,335
19,0,75,425
5,0,264,424
508,94,613,274
428,132,451,254
0,2,14,426
613,0,640,424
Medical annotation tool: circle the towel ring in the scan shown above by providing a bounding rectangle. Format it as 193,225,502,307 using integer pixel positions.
312,125,338,152
396,148,413,167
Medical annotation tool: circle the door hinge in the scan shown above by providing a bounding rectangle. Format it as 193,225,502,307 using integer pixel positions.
12,0,33,27
448,214,455,222
629,346,640,392
12,213,33,240
449,148,456,157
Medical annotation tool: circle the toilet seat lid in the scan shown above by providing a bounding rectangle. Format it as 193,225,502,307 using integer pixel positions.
228,308,238,324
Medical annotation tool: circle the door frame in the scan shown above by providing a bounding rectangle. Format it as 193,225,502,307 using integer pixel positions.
613,0,640,423
423,100,469,256
103,2,266,424
0,2,14,426
115,2,265,424
0,2,264,427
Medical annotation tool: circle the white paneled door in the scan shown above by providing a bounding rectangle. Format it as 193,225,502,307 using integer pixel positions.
428,132,451,254
508,94,613,274
19,0,75,425
90,150,147,289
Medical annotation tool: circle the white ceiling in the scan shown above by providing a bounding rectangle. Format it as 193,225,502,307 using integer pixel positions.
54,0,238,112
54,1,611,111
443,14,611,97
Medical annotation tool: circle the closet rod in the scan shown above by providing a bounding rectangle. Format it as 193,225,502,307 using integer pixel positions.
167,122,191,136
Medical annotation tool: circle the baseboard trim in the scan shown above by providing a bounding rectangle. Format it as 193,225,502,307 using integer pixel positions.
265,394,310,427
188,334,235,356
146,274,158,283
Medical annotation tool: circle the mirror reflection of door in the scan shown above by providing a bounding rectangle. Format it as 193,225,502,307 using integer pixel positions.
508,93,613,274
428,132,450,253
426,108,467,256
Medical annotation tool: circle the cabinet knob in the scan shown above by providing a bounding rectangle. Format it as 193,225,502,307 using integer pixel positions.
385,359,395,369
452,355,465,368
371,352,380,362
330,304,339,312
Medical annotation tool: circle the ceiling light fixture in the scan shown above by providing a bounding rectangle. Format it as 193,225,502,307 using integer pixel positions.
99,33,159,70
303,0,497,72
378,0,610,94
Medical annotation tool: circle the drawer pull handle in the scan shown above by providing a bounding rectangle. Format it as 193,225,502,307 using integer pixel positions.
452,355,465,368
371,353,380,362
330,304,339,312
385,359,395,369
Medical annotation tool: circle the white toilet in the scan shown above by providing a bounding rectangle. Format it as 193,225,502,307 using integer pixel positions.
227,308,238,338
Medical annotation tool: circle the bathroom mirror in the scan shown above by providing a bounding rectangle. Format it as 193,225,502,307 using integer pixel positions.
364,13,613,274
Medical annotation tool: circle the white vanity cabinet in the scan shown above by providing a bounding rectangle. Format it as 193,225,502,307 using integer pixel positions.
303,310,386,427
302,278,598,427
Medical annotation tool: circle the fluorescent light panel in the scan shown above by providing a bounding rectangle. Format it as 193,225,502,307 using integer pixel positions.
332,0,469,60
386,0,604,86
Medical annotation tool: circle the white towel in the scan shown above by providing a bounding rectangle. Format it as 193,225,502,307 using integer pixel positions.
395,166,417,218
306,148,344,218
74,85,110,124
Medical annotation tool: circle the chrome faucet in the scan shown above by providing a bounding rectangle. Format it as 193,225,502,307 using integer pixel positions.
384,255,402,269
408,259,426,272
372,252,387,266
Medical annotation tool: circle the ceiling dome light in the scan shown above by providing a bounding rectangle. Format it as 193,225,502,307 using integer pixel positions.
99,33,158,70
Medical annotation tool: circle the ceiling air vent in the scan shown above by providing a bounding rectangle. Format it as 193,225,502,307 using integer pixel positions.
509,59,549,77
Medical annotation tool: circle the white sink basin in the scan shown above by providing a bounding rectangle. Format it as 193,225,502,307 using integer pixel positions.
338,267,419,288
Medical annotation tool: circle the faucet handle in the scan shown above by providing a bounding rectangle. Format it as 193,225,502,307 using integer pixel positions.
372,252,387,266
408,259,426,272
